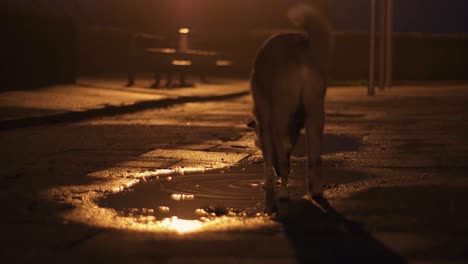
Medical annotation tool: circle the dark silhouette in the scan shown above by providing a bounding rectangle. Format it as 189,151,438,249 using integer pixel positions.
282,197,407,263
5,14,76,90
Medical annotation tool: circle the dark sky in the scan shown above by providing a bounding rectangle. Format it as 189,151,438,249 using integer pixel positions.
333,0,468,33
7,0,468,33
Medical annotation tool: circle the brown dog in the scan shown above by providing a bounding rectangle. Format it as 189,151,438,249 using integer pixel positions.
250,2,333,214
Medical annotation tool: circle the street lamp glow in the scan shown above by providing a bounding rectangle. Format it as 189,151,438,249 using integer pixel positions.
159,217,203,234
172,60,192,66
179,28,190,34
216,60,233,66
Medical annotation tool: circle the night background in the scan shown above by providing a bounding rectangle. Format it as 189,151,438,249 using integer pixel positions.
4,0,468,88
2,1,468,263
6,0,468,32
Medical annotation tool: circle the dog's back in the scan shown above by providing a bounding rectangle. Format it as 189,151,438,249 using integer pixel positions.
250,3,333,213
252,3,333,98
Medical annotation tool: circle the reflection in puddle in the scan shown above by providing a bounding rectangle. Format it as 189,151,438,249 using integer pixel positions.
46,166,280,234
158,206,170,213
48,152,372,234
98,173,274,222
158,217,204,233
171,193,195,201
93,169,320,233
44,132,366,234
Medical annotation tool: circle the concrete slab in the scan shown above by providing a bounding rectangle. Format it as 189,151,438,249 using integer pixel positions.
1,82,468,263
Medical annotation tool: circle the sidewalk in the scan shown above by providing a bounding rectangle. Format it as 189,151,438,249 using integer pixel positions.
0,76,249,130
1,80,468,263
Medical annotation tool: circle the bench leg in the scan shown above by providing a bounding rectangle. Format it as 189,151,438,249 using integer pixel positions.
166,72,173,88
200,73,208,83
126,68,135,87
179,72,187,87
150,71,161,88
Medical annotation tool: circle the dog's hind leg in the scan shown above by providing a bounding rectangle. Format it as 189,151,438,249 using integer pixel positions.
304,95,325,198
273,144,292,219
305,111,324,197
270,114,295,218
257,121,276,214
271,127,292,199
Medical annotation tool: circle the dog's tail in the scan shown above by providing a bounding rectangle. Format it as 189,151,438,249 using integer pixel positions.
288,3,334,72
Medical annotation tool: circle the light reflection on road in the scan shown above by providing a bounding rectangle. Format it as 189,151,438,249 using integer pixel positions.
45,164,279,235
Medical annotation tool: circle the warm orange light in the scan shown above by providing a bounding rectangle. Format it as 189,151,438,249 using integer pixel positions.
159,217,203,233
158,48,177,54
47,164,278,234
216,60,233,66
179,28,190,34
172,60,192,66
171,193,195,201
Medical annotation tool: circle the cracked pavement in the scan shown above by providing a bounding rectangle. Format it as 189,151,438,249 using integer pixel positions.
1,80,467,263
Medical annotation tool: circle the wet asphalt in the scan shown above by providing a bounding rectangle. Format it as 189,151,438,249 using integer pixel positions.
1,80,467,263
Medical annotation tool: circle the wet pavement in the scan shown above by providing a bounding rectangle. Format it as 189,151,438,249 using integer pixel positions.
1,79,468,263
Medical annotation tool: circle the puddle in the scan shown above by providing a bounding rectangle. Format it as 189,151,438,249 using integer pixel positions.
47,133,366,234
95,130,366,233
47,167,280,234
46,162,375,234
98,173,266,220
97,170,318,221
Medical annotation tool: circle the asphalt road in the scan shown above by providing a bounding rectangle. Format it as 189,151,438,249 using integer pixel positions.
1,82,467,263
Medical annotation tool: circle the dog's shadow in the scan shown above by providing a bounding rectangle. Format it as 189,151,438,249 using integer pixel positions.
247,120,362,156
281,197,407,264
292,132,362,156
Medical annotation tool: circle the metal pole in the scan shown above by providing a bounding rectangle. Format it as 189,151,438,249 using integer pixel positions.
126,34,136,87
379,0,387,90
368,0,377,96
385,0,394,87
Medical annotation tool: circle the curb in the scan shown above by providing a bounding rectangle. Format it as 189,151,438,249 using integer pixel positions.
0,91,249,131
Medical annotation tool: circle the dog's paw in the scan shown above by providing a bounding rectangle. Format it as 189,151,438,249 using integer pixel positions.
308,182,324,199
264,201,277,215
264,188,276,215
311,191,324,199
275,197,289,221
277,188,289,201
274,188,290,220
247,120,257,129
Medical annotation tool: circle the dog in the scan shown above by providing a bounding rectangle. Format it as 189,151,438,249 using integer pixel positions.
250,2,333,214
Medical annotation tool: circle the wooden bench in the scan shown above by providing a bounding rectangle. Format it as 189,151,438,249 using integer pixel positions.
145,48,232,88
126,29,232,88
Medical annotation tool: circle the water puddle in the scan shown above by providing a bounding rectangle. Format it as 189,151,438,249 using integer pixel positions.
90,159,328,234
98,173,267,220
47,132,366,234
97,167,316,228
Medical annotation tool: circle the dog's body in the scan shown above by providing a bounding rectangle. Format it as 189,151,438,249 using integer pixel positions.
250,3,333,213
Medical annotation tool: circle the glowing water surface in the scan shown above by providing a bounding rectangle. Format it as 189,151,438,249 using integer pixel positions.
96,171,303,233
